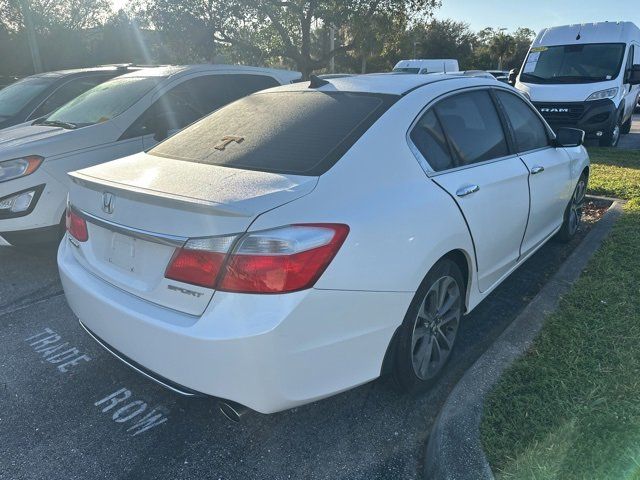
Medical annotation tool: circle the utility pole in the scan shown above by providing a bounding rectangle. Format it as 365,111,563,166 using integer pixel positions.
329,25,335,74
20,0,43,73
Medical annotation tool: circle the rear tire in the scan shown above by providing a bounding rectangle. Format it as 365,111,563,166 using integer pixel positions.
391,258,464,392
556,173,587,243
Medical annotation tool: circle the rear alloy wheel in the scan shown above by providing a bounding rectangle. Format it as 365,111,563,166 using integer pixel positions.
557,174,587,243
392,258,464,391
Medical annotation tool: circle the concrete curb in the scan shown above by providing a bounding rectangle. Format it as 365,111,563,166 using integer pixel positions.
424,198,624,480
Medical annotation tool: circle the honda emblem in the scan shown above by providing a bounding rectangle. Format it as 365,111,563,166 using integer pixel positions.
102,192,115,214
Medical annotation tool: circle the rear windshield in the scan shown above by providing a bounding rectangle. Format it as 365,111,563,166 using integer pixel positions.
149,91,397,176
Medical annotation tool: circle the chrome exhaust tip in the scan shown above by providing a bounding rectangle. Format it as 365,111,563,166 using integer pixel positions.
218,400,249,423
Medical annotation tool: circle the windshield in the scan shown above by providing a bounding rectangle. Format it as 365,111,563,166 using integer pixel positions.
0,77,55,117
521,43,626,84
393,68,421,74
150,91,396,176
44,77,158,127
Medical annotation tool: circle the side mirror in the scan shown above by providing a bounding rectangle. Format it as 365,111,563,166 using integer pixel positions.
508,68,518,86
553,127,584,148
627,64,640,85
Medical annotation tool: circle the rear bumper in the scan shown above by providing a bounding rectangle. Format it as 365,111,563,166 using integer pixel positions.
533,99,617,136
58,237,410,413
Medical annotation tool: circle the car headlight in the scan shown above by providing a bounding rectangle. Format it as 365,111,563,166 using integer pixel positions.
0,155,44,183
586,88,618,102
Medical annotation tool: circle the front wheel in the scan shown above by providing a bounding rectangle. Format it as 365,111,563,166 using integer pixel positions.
391,258,464,392
621,115,632,135
556,173,587,243
599,114,622,147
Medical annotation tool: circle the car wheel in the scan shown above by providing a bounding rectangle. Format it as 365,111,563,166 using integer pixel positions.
599,114,622,147
621,115,632,135
556,173,587,243
391,258,464,392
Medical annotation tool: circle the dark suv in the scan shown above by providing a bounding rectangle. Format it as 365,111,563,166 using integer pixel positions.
0,65,140,130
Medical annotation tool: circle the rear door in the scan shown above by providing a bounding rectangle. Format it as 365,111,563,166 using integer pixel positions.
410,89,530,292
494,89,572,256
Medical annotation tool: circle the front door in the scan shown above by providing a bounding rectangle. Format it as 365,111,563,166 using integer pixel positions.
494,90,573,256
410,89,531,292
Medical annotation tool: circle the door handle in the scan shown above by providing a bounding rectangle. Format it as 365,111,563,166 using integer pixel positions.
456,184,480,197
531,166,545,175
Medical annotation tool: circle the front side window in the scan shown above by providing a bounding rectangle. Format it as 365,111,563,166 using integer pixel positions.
434,90,509,167
0,76,55,118
495,90,549,152
521,43,626,84
44,77,159,127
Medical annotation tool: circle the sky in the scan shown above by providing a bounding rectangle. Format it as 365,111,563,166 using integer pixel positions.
434,0,640,33
109,0,640,34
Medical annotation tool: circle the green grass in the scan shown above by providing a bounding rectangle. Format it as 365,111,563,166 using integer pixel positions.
480,147,640,480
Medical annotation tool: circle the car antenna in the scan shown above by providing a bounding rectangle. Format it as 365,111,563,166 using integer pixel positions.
308,74,329,88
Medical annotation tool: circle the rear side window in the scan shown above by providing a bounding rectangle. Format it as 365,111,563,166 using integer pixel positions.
495,91,549,152
149,91,396,175
410,110,454,171
435,90,508,166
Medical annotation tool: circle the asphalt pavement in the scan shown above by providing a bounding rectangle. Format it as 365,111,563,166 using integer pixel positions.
0,210,604,480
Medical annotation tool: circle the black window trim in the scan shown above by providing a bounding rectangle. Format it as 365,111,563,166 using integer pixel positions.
406,85,520,177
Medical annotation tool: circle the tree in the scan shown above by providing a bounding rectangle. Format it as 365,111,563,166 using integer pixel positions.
143,0,441,78
410,19,477,69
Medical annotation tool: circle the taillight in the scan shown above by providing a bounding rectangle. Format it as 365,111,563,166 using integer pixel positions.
65,207,88,242
165,236,237,288
164,224,349,294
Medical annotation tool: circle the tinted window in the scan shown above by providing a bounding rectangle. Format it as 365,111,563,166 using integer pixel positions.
435,90,509,166
149,91,396,175
29,76,112,119
123,74,280,139
410,110,454,171
496,91,549,152
0,76,55,117
521,43,625,84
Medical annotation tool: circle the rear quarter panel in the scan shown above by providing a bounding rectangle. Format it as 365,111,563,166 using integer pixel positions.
248,87,477,296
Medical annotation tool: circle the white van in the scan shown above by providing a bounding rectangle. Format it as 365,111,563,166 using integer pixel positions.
515,22,640,146
393,59,459,74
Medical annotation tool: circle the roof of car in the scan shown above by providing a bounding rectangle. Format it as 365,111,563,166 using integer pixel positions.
116,64,302,82
28,66,143,80
267,73,496,96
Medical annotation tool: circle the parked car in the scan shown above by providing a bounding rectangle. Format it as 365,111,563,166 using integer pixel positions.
59,73,589,416
0,65,301,247
0,66,137,130
515,21,640,146
393,59,460,74
0,75,20,90
486,70,510,83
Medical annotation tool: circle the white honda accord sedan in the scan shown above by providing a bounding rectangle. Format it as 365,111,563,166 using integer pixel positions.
58,74,589,415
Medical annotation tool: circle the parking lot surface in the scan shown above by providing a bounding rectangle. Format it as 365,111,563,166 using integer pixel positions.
0,206,606,480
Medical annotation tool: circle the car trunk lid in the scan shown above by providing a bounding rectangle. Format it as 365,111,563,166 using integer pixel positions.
67,152,318,316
